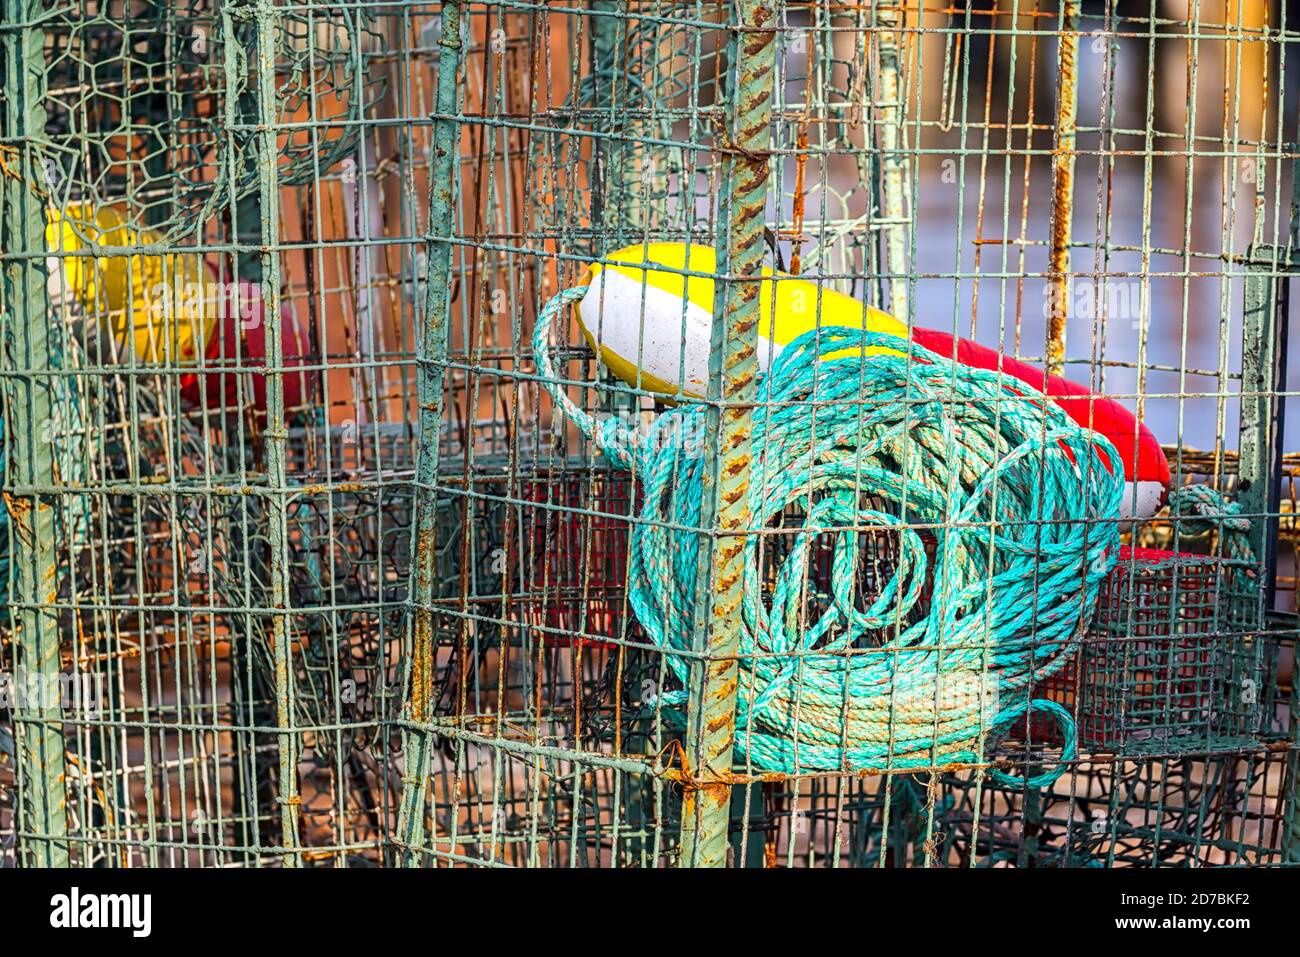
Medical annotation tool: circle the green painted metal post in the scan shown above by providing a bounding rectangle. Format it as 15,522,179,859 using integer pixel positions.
252,0,301,865
1237,245,1290,859
1279,120,1300,866
590,1,633,250
397,0,464,866
1,0,70,867
217,4,271,866
1238,262,1284,595
588,2,653,865
677,0,774,868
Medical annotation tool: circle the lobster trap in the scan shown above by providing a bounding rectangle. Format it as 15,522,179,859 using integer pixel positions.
1,0,1299,870
1030,546,1270,754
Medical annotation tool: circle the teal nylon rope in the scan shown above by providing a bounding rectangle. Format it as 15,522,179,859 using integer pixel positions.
535,284,1128,788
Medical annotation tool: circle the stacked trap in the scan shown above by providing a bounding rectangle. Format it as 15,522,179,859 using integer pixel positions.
1,1,1297,868
1032,547,1270,755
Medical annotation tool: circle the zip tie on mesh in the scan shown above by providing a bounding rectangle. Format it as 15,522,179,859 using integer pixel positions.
533,284,1126,788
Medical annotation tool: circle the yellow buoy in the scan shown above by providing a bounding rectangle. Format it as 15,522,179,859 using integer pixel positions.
45,202,217,366
577,242,908,397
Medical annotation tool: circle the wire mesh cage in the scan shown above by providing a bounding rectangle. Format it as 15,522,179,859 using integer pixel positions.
1,0,1298,869
1031,545,1272,754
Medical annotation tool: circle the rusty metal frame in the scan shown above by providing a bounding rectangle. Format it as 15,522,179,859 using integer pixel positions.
677,0,774,868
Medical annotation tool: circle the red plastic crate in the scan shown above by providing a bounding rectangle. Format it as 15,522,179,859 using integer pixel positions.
516,485,1249,755
1028,545,1246,753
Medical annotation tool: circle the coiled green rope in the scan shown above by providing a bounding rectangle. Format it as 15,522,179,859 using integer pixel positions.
535,285,1127,788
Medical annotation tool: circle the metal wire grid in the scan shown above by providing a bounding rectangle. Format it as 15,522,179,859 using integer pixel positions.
0,0,427,867
0,0,1296,867
750,750,1297,868
390,0,1300,866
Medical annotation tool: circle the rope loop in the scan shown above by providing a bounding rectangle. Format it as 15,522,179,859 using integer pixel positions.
533,284,636,471
1167,483,1249,536
987,699,1079,790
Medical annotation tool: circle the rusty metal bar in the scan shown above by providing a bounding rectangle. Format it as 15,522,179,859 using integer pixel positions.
677,0,774,868
396,0,465,866
1046,0,1079,377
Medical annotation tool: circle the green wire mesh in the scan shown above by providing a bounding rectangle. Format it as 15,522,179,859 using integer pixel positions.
38,1,386,240
0,0,1297,868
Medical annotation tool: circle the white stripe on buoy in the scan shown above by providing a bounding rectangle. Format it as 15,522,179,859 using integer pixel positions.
580,267,781,396
1119,480,1166,520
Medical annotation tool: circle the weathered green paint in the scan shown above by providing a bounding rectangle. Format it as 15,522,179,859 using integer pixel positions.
252,0,301,866
1238,262,1283,600
1,0,70,868
1236,236,1293,859
396,0,464,866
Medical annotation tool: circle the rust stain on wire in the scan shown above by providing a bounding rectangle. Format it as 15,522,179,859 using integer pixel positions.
1046,0,1080,377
